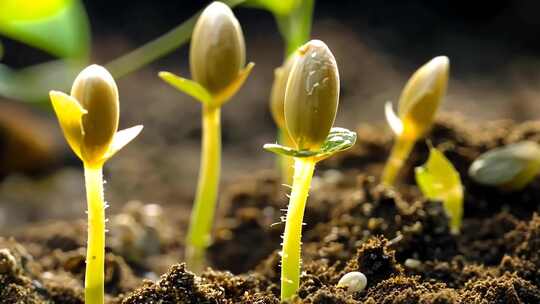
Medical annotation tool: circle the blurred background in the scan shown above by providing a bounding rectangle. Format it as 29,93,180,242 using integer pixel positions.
1,0,540,232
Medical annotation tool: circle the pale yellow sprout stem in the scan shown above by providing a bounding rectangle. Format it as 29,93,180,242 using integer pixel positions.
185,105,221,272
382,136,415,186
83,163,105,304
281,157,316,300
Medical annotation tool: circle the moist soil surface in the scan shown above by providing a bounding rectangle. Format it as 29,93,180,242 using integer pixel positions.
3,114,540,303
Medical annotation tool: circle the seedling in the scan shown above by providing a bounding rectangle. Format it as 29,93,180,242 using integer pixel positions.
382,56,449,186
264,40,356,301
158,1,254,272
49,64,142,304
469,141,540,191
270,54,298,183
415,147,463,234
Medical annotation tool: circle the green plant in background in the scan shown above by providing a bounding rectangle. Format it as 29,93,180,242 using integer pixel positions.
264,40,356,301
158,1,254,273
49,65,142,304
469,141,540,191
0,0,90,103
415,147,463,234
382,56,449,186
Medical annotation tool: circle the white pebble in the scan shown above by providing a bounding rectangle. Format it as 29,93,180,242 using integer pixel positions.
404,258,422,269
337,271,367,294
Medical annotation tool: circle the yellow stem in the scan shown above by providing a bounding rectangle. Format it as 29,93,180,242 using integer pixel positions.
281,157,316,301
83,163,105,304
186,105,221,273
382,136,415,186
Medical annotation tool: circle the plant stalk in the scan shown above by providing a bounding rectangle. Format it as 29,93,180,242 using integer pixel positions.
382,136,415,186
186,105,221,272
83,164,105,304
281,157,316,301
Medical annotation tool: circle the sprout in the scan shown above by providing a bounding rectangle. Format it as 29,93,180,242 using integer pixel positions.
337,271,368,294
382,56,449,186
415,147,463,234
49,64,142,304
469,141,540,191
158,1,254,273
264,40,356,301
270,54,298,183
190,1,246,95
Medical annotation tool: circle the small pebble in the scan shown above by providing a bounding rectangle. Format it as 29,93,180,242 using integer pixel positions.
405,258,422,269
337,271,367,294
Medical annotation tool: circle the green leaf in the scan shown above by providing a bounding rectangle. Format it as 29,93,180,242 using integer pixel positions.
263,143,318,158
468,141,540,190
274,0,314,55
314,127,357,161
0,0,90,59
415,147,463,234
264,127,357,162
158,71,212,105
0,60,82,104
244,0,300,16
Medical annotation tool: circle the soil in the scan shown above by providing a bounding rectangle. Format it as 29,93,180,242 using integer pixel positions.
3,114,540,303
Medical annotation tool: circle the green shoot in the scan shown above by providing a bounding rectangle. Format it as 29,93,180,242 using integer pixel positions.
382,56,449,186
158,1,254,273
264,40,356,301
415,147,463,234
469,141,540,191
49,65,142,304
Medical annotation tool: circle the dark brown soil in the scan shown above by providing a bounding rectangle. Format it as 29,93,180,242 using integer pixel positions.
3,114,540,303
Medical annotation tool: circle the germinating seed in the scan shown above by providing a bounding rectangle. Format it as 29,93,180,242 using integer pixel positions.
337,271,368,294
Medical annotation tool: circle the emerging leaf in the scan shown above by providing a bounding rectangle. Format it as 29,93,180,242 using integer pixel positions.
313,127,357,162
103,125,143,160
384,101,403,136
49,90,87,159
264,127,356,162
468,141,540,191
415,147,463,234
213,62,255,107
158,71,212,105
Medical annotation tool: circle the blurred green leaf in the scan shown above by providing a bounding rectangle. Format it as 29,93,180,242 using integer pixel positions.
415,147,463,234
244,0,300,16
158,71,213,105
275,0,314,55
0,0,90,59
0,60,83,104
